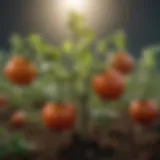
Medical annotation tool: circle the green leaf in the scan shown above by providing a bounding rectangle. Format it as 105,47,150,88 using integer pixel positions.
53,64,70,81
10,34,24,54
9,134,29,156
97,40,107,53
81,50,92,66
68,11,84,31
77,49,93,69
43,45,60,60
27,34,42,46
0,147,8,159
112,30,126,50
0,128,6,136
143,50,156,68
27,34,42,54
81,28,95,41
74,50,93,77
140,47,158,69
62,40,73,54
76,38,92,54
91,109,117,128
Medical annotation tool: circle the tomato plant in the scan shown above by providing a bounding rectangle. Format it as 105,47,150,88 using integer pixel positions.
0,12,143,134
1,11,160,136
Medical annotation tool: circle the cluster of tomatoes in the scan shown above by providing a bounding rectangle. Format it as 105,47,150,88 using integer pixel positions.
92,51,134,101
1,51,159,131
92,51,159,126
3,56,76,131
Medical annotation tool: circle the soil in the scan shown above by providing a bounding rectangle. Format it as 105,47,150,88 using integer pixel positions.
0,109,160,160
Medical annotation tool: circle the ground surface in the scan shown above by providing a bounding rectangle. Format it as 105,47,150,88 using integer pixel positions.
0,109,160,160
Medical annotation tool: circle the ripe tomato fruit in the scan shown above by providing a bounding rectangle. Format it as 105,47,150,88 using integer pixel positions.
4,56,37,86
110,52,134,75
0,95,8,107
41,103,77,131
11,111,27,127
129,99,158,125
92,69,125,100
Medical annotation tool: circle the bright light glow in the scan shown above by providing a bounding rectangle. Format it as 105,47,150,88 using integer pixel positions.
60,0,86,12
47,0,114,41
65,0,84,9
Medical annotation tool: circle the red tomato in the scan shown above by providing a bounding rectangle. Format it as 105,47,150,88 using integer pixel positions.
110,52,134,75
4,56,37,86
11,111,27,127
41,103,77,131
0,95,8,107
92,69,125,100
129,99,158,125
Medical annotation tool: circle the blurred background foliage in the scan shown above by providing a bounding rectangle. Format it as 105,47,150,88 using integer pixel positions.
0,11,160,127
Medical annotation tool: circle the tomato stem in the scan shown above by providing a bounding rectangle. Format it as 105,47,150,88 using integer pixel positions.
79,92,90,136
56,80,65,103
129,123,141,158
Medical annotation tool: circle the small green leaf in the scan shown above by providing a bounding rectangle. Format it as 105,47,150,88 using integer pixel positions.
91,109,117,128
143,51,156,68
68,11,84,30
53,64,70,81
97,40,107,53
0,128,6,136
62,40,73,54
112,30,126,50
10,34,24,54
81,29,95,41
43,45,60,60
27,34,42,46
27,34,42,54
76,39,91,54
9,134,29,157
0,147,8,160
140,47,158,69
81,50,92,66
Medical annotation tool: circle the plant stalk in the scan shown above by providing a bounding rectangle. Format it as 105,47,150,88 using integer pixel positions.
79,92,90,137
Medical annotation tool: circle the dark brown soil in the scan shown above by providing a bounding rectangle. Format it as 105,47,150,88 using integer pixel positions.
0,109,160,160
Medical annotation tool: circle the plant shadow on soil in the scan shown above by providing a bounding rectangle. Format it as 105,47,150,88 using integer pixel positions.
0,110,160,160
